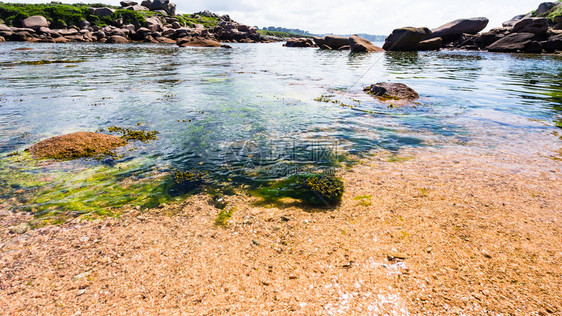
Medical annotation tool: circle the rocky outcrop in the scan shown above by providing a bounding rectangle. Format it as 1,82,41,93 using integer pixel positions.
364,82,419,101
284,38,315,47
28,132,126,160
429,17,489,42
215,20,262,43
21,16,49,30
541,34,562,52
536,2,558,16
435,2,562,54
323,35,350,50
349,35,384,53
382,27,432,51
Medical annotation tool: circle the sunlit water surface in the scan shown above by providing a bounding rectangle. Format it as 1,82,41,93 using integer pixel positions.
0,42,561,216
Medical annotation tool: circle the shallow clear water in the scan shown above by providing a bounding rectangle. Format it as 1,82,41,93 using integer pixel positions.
0,42,561,215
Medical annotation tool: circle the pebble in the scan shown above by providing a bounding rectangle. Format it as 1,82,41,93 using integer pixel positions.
387,252,408,261
9,223,30,234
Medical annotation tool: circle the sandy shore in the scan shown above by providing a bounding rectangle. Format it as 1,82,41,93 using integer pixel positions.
1,141,561,314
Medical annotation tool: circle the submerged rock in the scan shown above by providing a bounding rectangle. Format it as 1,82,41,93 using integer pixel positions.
349,35,384,53
254,173,344,207
365,82,419,101
10,223,30,234
383,27,432,51
28,132,127,160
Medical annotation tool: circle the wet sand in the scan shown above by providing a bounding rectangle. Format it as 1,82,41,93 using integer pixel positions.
1,139,560,314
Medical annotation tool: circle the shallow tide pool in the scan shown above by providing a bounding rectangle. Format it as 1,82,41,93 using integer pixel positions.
1,42,561,219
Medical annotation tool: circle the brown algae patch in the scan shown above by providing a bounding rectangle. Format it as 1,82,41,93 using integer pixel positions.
107,126,159,143
28,132,126,160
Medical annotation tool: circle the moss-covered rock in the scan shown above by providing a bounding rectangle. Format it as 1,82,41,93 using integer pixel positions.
253,173,344,207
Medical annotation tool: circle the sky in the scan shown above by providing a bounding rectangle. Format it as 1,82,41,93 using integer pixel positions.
8,0,542,34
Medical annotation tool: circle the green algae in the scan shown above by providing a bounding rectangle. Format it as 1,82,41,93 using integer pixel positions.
214,207,235,227
252,173,344,207
0,152,184,222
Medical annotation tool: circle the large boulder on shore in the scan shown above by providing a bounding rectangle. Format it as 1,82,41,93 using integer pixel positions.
120,0,138,6
541,34,562,52
512,18,549,34
28,132,126,160
383,27,432,51
91,7,115,17
364,82,419,101
284,38,315,47
150,0,176,15
429,17,489,41
21,16,49,30
349,35,384,53
486,32,537,52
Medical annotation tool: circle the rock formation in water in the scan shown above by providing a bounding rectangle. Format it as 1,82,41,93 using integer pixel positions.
364,83,419,101
285,34,383,52
381,2,562,54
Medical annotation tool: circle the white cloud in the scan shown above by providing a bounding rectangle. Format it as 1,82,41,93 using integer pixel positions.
7,0,541,34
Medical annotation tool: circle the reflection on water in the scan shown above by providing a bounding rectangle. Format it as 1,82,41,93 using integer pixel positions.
0,42,561,213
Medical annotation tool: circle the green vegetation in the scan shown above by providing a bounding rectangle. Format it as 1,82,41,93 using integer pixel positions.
253,173,344,207
0,3,151,28
261,26,315,37
174,13,219,28
214,207,235,227
547,5,562,21
354,195,372,207
0,153,178,224
258,29,312,38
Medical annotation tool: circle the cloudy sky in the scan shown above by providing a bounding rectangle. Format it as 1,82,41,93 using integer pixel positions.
10,0,540,34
